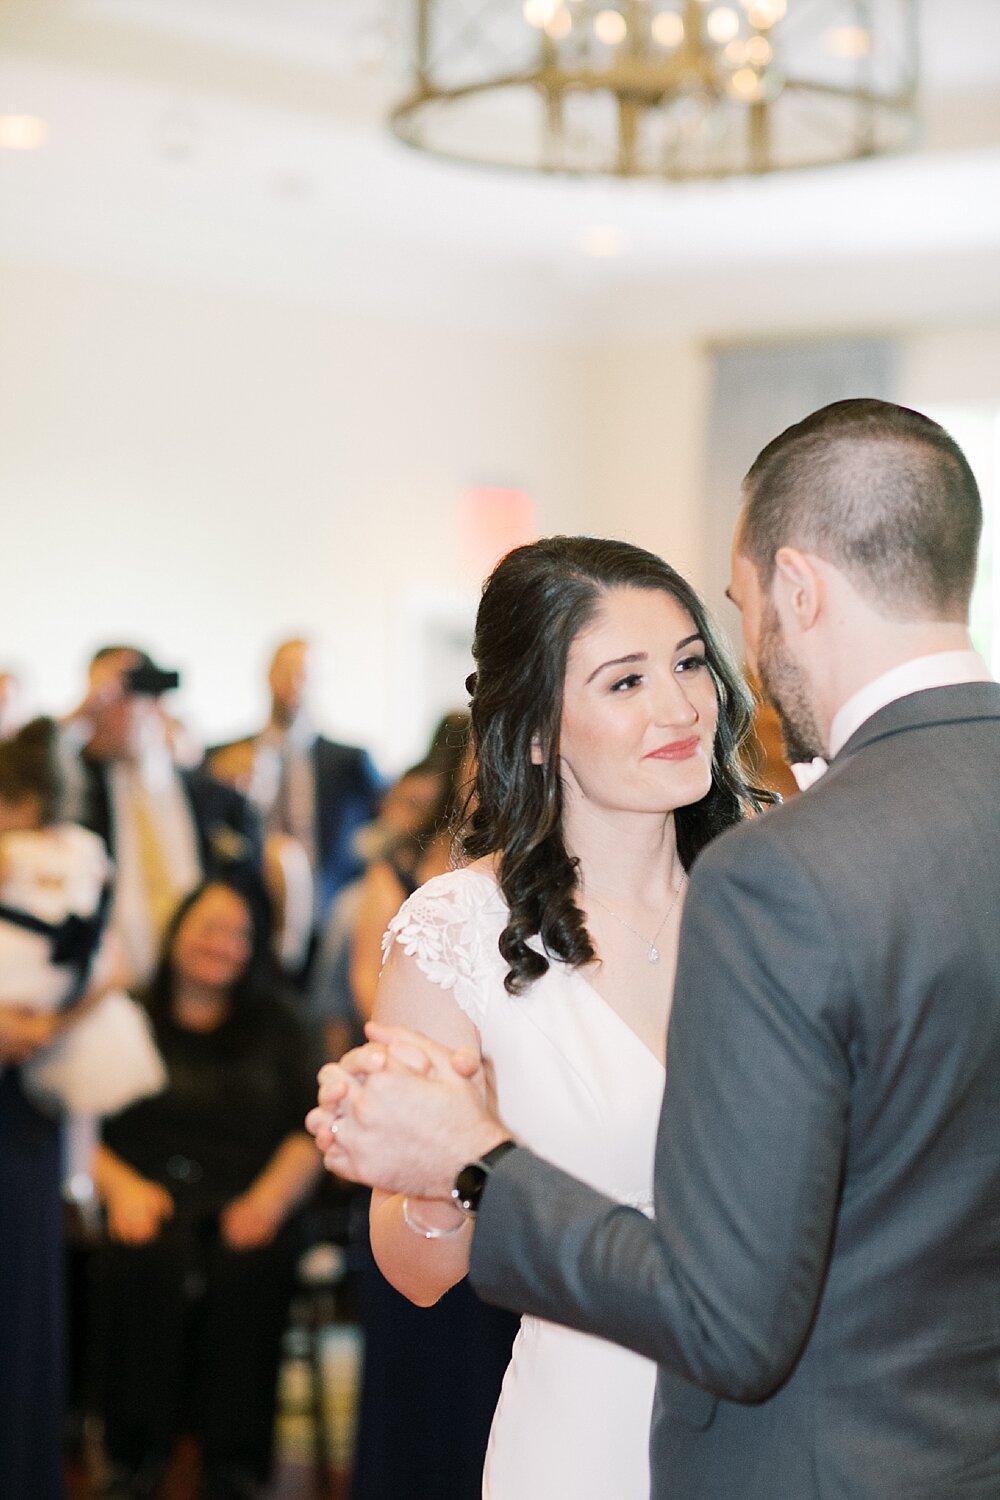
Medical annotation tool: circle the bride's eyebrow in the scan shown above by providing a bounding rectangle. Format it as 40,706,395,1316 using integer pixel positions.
584,633,705,685
585,653,646,685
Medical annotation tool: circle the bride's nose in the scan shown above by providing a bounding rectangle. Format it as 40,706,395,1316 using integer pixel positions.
653,675,699,727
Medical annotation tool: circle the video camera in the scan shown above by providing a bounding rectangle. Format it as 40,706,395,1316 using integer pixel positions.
123,661,181,697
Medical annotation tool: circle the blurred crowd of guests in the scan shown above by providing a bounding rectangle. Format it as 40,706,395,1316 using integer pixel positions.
0,638,482,1500
0,638,794,1500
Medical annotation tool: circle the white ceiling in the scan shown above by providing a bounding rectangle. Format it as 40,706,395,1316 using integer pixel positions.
2,0,999,337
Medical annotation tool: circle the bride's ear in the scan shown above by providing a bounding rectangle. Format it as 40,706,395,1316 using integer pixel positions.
530,733,544,765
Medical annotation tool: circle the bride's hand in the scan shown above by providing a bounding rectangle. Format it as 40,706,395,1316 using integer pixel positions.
365,1021,483,1082
308,1025,496,1193
307,1036,441,1154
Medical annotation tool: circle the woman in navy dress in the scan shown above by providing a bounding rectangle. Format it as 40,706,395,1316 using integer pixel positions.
346,718,518,1500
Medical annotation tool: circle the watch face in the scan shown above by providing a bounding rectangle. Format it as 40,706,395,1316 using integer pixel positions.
452,1162,489,1215
452,1142,516,1216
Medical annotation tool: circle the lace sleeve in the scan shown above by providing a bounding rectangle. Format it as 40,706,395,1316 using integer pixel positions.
381,869,507,1032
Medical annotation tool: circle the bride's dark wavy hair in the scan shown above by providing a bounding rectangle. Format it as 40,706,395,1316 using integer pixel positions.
460,536,773,994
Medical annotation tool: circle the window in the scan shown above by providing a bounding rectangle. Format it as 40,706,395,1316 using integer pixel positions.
924,404,1000,674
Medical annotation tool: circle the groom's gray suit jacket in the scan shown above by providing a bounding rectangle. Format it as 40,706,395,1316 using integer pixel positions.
469,682,1000,1499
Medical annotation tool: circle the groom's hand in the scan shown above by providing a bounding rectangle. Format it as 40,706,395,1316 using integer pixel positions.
308,1024,509,1199
307,1029,446,1151
367,1021,484,1081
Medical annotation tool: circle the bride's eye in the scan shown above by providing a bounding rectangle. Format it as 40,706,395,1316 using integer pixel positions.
675,654,708,675
610,673,643,693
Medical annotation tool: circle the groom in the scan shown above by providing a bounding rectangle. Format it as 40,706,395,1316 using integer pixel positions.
310,400,1000,1499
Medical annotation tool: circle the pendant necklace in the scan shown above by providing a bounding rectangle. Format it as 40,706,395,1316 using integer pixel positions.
586,872,687,964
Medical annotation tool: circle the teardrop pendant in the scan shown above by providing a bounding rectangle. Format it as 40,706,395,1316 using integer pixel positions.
648,946,660,963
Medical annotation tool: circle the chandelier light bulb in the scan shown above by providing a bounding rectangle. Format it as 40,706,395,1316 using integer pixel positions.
545,5,573,38
523,0,560,30
745,34,772,64
706,7,741,45
745,0,786,29
594,8,628,45
730,64,763,98
651,11,685,48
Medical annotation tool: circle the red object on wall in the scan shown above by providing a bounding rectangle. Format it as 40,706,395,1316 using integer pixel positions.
459,487,537,582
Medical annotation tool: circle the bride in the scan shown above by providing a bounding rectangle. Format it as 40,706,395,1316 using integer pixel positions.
314,536,769,1499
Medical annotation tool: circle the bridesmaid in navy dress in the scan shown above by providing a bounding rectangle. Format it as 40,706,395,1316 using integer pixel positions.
344,720,518,1500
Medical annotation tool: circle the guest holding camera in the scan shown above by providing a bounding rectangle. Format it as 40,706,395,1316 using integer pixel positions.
61,646,262,988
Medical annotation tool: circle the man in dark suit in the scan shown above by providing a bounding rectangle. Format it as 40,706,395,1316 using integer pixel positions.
312,400,1000,1499
209,637,383,930
64,646,261,986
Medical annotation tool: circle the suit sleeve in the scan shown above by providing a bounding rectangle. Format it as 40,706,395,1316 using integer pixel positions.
468,825,853,1402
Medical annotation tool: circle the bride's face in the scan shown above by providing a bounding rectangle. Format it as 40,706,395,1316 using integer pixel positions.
556,586,718,819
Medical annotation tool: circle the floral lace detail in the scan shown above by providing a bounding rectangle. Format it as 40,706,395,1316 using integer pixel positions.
381,869,508,1030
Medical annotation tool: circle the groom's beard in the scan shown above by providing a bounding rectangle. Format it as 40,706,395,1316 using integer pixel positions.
757,603,825,765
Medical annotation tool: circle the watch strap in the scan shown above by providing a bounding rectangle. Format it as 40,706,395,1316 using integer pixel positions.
452,1139,517,1216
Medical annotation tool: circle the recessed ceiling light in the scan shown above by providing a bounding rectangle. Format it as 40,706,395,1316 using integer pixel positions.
825,25,871,59
0,115,48,151
579,224,628,258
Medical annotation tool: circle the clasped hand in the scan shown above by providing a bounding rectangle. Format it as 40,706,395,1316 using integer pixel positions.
0,1004,59,1065
306,1023,509,1201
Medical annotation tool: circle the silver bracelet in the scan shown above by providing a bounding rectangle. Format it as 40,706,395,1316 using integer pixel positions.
401,1196,467,1240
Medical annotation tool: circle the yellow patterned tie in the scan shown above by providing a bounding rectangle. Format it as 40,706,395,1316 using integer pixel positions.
132,785,181,940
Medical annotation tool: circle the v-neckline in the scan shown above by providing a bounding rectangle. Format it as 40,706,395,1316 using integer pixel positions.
566,965,668,1074
462,865,669,1073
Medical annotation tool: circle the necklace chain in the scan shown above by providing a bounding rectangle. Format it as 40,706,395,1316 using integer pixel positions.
585,873,687,964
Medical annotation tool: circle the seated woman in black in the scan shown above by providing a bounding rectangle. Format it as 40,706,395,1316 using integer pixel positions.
93,878,321,1500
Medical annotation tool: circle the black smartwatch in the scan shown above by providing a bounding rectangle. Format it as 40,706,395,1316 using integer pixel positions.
452,1140,518,1217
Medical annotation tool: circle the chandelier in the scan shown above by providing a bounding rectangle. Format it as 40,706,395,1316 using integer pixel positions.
390,0,919,180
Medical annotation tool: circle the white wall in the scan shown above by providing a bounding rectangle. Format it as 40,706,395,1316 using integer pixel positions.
3,253,999,770
0,258,604,768
899,324,1000,406
581,339,713,591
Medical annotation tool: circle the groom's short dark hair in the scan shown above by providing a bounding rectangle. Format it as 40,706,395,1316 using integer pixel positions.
739,398,982,621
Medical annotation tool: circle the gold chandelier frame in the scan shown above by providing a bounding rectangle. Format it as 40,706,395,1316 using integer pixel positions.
391,0,920,180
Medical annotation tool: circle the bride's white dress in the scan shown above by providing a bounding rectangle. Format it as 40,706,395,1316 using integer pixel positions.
385,866,664,1500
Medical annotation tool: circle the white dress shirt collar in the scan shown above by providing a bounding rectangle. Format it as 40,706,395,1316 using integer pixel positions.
263,713,317,754
828,649,993,760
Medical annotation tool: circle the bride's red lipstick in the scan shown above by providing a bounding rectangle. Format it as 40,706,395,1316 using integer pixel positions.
644,736,701,761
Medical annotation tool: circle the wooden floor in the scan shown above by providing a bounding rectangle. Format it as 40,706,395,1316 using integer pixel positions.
65,1315,361,1500
67,1437,353,1500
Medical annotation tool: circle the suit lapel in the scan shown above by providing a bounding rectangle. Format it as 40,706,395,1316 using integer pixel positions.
832,681,1000,768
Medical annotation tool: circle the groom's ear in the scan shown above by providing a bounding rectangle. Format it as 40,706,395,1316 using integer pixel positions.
773,547,823,633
